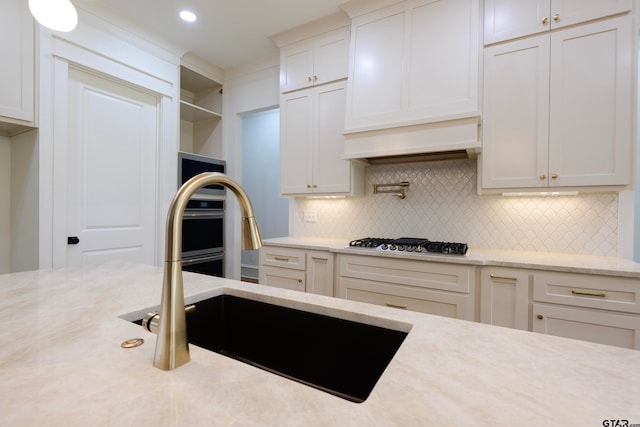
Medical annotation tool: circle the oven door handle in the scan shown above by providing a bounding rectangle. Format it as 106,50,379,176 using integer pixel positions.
183,212,224,219
182,253,224,264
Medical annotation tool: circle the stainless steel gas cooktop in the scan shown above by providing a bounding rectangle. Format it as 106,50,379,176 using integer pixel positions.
348,237,468,256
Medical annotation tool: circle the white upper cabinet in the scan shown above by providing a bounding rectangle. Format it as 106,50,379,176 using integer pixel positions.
0,0,35,133
481,15,633,190
279,27,350,93
484,0,633,45
280,81,364,196
345,0,480,133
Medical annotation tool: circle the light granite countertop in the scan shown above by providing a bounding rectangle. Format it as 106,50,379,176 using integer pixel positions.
0,261,638,426
262,237,640,278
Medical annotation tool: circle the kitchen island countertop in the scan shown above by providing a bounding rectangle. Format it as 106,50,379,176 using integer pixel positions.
262,236,640,278
0,261,638,426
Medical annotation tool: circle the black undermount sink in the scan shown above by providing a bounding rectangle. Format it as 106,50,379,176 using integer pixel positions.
131,294,409,403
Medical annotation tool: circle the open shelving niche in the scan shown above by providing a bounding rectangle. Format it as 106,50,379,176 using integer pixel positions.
179,64,223,158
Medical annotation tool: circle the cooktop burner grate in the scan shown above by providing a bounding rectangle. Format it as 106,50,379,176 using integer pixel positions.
348,237,468,255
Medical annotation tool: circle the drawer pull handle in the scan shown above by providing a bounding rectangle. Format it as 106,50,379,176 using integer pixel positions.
490,274,517,281
571,290,606,298
537,314,543,320
274,256,289,262
386,302,408,310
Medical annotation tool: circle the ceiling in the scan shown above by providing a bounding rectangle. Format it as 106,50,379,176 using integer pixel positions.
73,0,348,71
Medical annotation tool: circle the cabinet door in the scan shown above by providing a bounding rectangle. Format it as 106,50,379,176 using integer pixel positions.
313,28,350,87
280,40,314,93
533,303,640,350
0,0,34,123
260,266,306,292
484,0,631,44
347,0,479,131
484,0,550,45
313,81,350,194
347,4,406,126
306,250,334,297
480,268,530,330
481,35,550,189
550,0,632,30
280,90,314,194
407,0,479,118
548,17,632,187
279,28,350,93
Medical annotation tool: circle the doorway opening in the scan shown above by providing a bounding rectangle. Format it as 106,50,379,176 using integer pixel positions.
241,108,288,282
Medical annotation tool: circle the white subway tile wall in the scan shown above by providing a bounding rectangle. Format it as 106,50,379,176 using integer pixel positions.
292,160,618,256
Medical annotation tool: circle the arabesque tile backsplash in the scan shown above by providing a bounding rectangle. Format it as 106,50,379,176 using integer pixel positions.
292,159,619,256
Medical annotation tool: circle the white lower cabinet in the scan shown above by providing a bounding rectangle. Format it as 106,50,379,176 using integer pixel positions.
337,255,475,320
480,267,530,330
532,303,640,350
259,245,334,296
532,271,640,349
481,267,640,349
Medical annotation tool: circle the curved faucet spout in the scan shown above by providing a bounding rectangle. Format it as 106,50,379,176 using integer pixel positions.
154,172,262,370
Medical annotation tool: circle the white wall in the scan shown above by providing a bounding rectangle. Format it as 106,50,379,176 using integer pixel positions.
0,135,10,273
37,7,181,269
223,59,281,279
10,129,38,272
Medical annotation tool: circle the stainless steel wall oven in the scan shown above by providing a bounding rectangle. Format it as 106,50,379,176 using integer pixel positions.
181,198,225,277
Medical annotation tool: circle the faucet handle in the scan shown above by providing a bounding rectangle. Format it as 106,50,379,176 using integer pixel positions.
142,304,196,335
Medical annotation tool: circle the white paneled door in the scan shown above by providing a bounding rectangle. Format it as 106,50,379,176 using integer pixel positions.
65,68,158,266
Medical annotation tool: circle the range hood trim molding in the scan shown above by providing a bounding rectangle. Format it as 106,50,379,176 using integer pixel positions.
342,116,481,162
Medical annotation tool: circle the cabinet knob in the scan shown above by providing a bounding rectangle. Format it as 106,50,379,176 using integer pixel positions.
537,314,544,320
539,174,546,180
542,17,549,25
307,76,313,83
551,173,558,179
553,14,560,23
297,279,303,283
307,184,312,188
313,75,318,81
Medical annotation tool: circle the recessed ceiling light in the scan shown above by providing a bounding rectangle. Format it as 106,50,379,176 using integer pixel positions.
179,10,197,23
29,0,78,32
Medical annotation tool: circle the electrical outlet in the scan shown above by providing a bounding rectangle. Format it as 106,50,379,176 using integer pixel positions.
303,210,317,222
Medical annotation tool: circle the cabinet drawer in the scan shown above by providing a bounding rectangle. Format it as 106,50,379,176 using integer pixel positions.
260,266,305,292
339,255,474,293
533,272,640,314
259,246,306,270
339,277,473,320
532,303,640,350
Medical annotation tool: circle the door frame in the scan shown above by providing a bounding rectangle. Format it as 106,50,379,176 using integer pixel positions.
40,29,179,268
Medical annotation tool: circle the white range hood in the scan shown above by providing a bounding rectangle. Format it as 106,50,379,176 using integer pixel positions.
342,116,481,164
